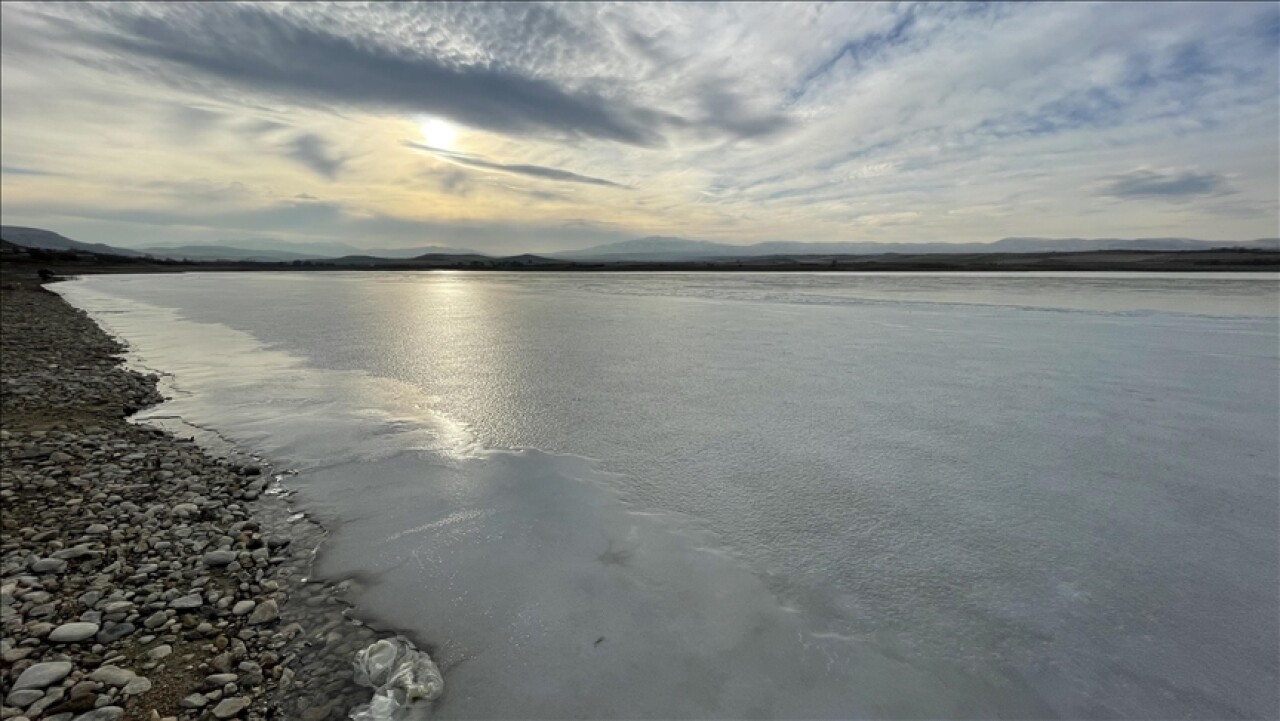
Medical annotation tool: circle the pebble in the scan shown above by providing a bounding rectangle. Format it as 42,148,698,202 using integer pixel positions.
71,708,124,721
211,696,251,719
49,622,100,643
12,661,73,690
247,599,278,625
123,676,152,695
202,550,237,567
179,693,209,709
88,666,135,687
169,593,203,609
7,688,44,707
96,622,135,643
31,558,68,573
0,280,410,721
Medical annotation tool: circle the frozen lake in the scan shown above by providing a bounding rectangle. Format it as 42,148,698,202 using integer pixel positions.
58,271,1279,719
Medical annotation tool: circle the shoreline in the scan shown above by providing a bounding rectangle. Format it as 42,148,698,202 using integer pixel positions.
1,272,405,720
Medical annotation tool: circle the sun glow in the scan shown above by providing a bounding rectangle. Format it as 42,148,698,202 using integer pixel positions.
420,118,457,149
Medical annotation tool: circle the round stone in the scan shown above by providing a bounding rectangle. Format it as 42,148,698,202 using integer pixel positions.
31,558,68,573
212,696,251,718
49,621,100,643
89,665,136,687
202,550,237,567
6,688,43,707
247,599,278,625
123,676,152,695
169,593,203,609
12,661,73,690
71,706,124,721
97,622,136,643
146,644,172,660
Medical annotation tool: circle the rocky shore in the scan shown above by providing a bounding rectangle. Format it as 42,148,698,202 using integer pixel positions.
1,274,392,720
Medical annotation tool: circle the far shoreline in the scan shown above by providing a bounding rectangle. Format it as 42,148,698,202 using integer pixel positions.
4,241,1279,276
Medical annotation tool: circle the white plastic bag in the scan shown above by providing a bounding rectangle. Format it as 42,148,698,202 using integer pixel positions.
350,636,443,720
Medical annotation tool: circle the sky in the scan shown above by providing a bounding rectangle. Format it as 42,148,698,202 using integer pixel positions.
1,1,1277,254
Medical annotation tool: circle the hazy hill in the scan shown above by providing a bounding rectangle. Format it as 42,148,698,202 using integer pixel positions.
558,235,1280,261
6,225,1275,264
0,226,146,257
1,226,483,261
140,245,327,262
142,240,481,261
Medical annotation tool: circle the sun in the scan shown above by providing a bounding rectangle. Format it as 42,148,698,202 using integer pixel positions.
420,118,457,149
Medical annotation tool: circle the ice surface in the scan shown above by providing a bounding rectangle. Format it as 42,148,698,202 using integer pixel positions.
57,272,1280,718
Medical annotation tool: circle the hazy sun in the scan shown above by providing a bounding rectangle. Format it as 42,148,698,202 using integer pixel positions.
420,118,457,149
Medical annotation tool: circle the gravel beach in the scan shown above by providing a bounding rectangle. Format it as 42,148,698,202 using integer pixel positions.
1,273,398,720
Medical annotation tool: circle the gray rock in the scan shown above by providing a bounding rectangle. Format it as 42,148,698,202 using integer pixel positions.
210,652,234,673
13,661,73,690
142,610,167,629
205,673,238,687
169,593,202,609
230,600,255,616
6,688,44,707
84,524,109,534
145,644,172,660
212,696,251,718
96,622,135,643
51,545,95,560
246,599,278,625
2,646,33,663
72,707,124,721
180,693,210,709
88,666,135,687
49,621,100,643
122,676,151,695
202,550,237,567
100,601,133,614
171,502,199,517
28,685,66,716
31,558,68,573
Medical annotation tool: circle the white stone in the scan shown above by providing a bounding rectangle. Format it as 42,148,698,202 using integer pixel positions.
13,661,73,690
48,621,99,643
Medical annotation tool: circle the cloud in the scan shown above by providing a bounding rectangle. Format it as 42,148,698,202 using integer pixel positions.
1097,169,1231,200
0,165,56,177
1,2,1275,247
57,4,683,147
406,142,627,188
693,81,791,140
281,133,346,179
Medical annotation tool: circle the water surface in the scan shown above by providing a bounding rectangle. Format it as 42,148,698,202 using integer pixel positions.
58,272,1280,719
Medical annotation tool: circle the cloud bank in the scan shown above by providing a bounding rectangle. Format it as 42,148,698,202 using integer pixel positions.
0,2,1275,252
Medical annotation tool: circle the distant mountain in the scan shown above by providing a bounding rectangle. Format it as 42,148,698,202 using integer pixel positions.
555,236,735,260
314,252,492,266
140,237,482,260
0,225,146,257
140,245,326,262
369,245,481,258
557,235,1280,261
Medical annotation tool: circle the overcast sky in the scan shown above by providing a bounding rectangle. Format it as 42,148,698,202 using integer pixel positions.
1,1,1276,253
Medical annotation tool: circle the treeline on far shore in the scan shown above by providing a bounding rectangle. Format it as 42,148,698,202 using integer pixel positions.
3,238,1278,276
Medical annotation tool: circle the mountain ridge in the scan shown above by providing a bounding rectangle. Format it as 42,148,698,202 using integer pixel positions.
5,225,1277,263
555,235,1280,260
